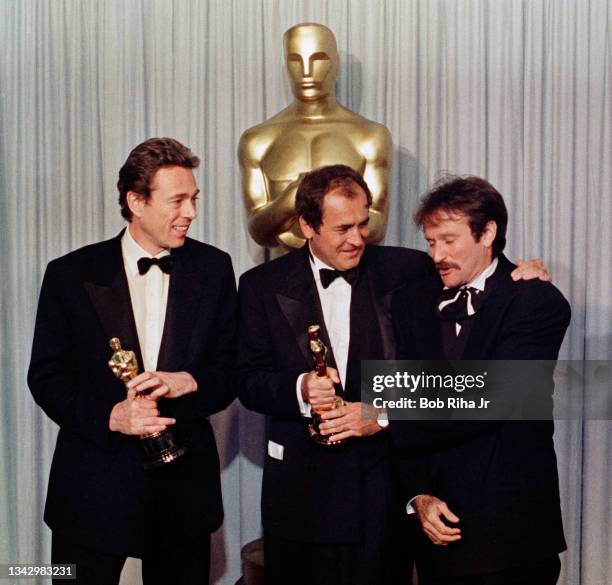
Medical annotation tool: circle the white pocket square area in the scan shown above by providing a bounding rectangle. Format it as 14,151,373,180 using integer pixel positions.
267,440,284,461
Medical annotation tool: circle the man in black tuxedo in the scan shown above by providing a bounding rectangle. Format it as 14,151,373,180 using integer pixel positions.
390,176,570,585
238,165,435,585
28,138,237,585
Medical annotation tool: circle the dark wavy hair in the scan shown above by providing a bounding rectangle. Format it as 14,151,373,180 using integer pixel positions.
117,137,200,221
295,164,372,231
414,175,508,255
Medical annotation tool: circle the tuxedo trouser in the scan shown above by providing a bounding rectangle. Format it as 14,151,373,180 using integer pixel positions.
51,530,210,585
419,554,561,585
264,458,414,585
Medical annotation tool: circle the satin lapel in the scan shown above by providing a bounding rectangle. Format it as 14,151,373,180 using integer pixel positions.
83,236,143,367
276,247,336,369
412,282,445,360
156,245,205,371
365,258,397,361
276,287,320,367
374,290,396,360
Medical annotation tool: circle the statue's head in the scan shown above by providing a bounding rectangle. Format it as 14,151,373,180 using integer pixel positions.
283,23,339,102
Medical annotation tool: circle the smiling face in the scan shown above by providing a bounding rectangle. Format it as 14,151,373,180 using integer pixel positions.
424,211,496,288
283,23,339,102
127,166,199,254
300,184,370,270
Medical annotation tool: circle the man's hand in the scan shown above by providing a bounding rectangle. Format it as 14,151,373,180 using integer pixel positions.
126,371,198,400
109,389,175,436
318,401,381,441
301,367,340,413
511,258,551,282
413,495,461,546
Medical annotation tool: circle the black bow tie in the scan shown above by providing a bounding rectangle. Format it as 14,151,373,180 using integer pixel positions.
319,267,359,289
436,286,485,322
137,255,174,275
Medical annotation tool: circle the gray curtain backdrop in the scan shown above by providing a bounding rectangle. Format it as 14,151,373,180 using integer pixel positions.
1,1,610,584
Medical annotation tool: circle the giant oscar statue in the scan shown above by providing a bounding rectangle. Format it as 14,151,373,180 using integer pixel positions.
238,22,392,249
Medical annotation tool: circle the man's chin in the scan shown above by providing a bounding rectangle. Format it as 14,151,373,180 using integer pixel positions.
338,253,363,270
167,238,187,249
438,268,460,287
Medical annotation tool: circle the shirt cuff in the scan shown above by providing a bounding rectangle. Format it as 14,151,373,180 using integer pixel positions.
296,373,312,417
406,495,419,515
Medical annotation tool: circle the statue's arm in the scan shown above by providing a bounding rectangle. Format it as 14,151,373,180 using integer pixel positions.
238,130,298,247
362,125,392,244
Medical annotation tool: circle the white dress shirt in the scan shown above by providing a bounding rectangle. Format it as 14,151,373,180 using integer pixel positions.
441,257,499,336
121,226,170,372
296,245,353,415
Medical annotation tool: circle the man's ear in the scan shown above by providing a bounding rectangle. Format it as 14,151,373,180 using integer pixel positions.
481,221,497,248
126,191,146,219
299,216,315,239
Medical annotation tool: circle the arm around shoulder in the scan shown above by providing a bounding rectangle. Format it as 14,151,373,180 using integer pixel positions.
493,281,571,359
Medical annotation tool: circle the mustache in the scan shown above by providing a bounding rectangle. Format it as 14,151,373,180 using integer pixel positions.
436,262,459,271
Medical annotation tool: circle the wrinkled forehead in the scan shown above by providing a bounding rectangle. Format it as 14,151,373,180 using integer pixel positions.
284,24,337,57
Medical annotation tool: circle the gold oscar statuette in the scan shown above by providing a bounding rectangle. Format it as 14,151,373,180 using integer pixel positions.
239,22,392,250
108,337,187,469
307,325,345,446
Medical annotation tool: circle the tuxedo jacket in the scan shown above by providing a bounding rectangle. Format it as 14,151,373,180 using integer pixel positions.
390,254,571,578
28,233,237,556
237,244,434,544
